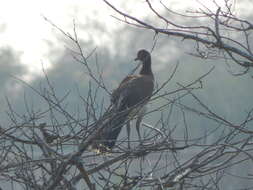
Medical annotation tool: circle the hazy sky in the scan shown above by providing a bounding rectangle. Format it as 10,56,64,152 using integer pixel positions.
1,0,251,82
0,0,252,109
0,0,252,110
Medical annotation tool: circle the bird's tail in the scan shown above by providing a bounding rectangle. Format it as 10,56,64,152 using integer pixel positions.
90,107,130,152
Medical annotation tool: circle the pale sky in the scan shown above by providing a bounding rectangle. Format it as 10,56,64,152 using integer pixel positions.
0,0,251,82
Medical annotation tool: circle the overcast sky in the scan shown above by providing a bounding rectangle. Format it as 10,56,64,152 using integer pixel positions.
0,0,252,117
1,0,252,80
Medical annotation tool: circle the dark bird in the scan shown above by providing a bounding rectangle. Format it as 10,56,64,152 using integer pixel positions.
91,49,154,151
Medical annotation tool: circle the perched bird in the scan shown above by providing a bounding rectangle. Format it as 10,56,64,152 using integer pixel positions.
91,49,154,151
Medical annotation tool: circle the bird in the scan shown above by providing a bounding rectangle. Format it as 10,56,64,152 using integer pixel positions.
91,49,154,151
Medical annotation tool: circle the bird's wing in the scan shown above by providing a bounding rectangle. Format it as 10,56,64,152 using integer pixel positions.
111,75,137,104
111,75,154,110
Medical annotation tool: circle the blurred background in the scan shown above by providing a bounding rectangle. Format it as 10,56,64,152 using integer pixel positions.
0,0,253,189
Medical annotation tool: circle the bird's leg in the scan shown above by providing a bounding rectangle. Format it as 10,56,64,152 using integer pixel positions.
136,114,143,145
136,105,147,145
126,121,131,149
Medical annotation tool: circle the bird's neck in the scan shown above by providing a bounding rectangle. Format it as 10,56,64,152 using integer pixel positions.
139,57,153,76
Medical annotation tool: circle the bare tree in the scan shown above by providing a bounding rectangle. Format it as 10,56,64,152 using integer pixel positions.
104,0,253,75
0,0,252,190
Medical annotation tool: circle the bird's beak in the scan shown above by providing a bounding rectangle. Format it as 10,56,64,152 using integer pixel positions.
134,57,139,61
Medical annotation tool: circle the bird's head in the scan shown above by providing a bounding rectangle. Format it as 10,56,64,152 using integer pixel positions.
134,49,151,63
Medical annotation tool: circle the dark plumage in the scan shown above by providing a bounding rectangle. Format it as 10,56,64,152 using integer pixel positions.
92,49,154,151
